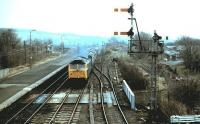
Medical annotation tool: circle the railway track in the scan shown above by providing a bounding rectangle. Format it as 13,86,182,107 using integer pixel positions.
88,73,95,124
30,87,86,124
93,65,129,124
5,72,88,124
108,62,129,106
93,69,109,124
5,72,68,124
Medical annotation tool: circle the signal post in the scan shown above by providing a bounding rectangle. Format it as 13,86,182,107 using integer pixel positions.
114,3,164,111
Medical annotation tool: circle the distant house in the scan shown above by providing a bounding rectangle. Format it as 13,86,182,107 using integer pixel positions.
166,46,177,50
176,45,185,52
164,50,179,61
164,45,183,61
47,44,53,53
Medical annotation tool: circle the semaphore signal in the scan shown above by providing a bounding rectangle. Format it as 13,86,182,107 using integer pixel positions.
113,3,166,111
114,3,143,51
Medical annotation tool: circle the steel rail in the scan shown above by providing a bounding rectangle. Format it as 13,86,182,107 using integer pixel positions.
24,77,69,124
93,68,109,124
89,78,95,124
5,72,67,124
48,90,72,124
95,65,129,124
67,83,89,124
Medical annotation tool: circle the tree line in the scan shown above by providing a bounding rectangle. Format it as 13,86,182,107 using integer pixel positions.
125,31,200,72
0,29,53,69
176,36,200,72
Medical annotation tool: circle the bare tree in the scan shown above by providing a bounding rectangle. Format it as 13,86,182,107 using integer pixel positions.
0,29,54,68
0,29,22,68
176,36,200,72
0,29,21,52
133,32,152,51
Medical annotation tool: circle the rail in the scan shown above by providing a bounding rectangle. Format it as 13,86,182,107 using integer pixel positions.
93,70,109,124
5,72,68,124
49,83,88,124
67,88,86,124
48,90,71,123
95,65,129,124
24,77,69,123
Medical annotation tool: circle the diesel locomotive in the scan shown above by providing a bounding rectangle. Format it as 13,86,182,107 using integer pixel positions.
68,50,96,80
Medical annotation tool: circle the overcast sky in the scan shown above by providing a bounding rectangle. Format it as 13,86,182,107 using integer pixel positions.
0,0,199,39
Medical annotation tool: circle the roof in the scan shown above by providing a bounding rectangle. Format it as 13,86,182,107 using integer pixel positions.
69,56,88,64
164,50,178,56
160,60,183,66
166,45,176,49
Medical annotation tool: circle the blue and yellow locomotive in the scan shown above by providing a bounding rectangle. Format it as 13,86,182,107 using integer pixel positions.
68,51,96,80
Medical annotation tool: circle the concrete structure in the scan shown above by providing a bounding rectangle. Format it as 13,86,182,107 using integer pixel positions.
122,80,135,110
0,68,9,79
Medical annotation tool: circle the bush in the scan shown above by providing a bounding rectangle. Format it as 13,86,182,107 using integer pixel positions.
170,79,200,108
117,60,147,90
176,36,200,72
159,100,188,118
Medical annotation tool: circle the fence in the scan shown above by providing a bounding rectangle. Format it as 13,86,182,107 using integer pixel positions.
170,115,200,123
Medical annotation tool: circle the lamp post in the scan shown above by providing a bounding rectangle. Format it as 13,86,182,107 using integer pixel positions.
59,34,64,54
29,29,36,69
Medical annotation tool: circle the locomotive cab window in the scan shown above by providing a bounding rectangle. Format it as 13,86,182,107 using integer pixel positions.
78,64,85,70
69,64,77,69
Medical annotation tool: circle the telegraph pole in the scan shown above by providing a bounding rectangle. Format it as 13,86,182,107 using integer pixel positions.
60,34,64,54
29,29,36,69
24,41,27,64
114,3,164,111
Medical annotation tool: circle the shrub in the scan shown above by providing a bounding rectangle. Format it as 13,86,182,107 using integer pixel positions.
170,79,200,108
117,60,147,90
159,100,188,118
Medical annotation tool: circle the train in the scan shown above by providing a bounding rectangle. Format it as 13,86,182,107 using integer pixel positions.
68,49,97,80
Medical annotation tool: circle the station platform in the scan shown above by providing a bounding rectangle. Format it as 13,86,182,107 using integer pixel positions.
0,49,79,111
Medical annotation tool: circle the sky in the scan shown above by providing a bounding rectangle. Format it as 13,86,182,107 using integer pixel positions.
0,0,199,39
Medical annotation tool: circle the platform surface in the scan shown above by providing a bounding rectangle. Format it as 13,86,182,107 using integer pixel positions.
0,48,88,110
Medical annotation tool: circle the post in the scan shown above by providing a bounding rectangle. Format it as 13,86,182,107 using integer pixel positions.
36,45,38,57
63,42,64,54
29,29,36,69
46,43,48,56
59,34,65,54
29,31,32,69
150,31,163,110
150,52,158,110
114,3,165,119
128,3,134,53
24,41,26,64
